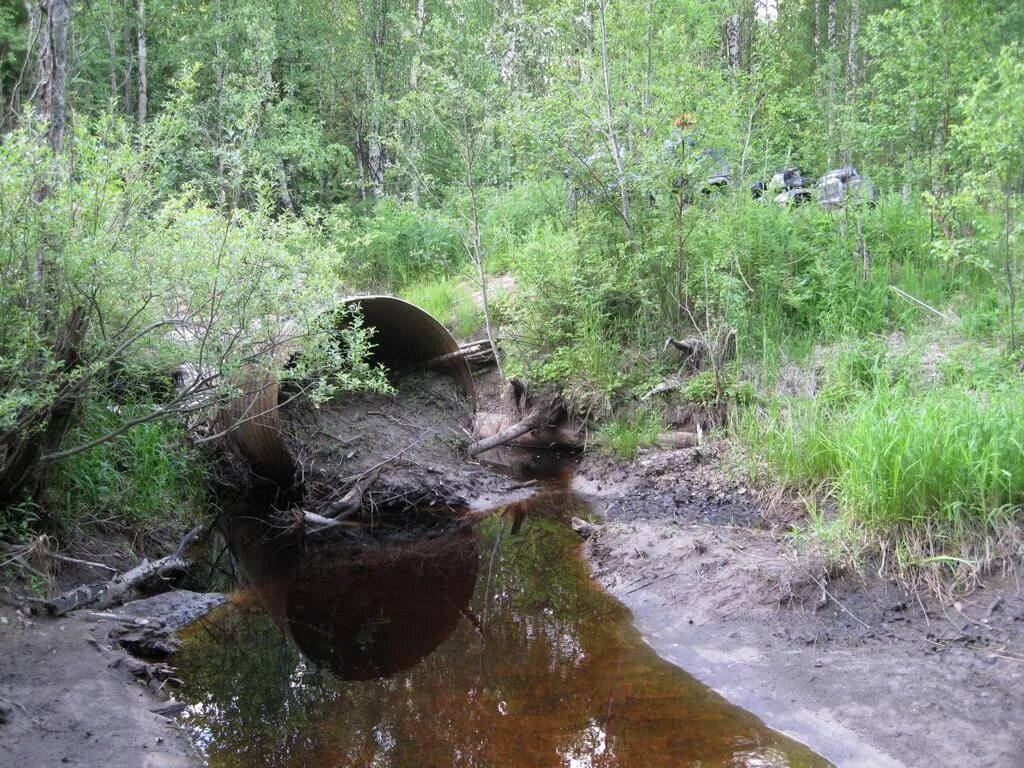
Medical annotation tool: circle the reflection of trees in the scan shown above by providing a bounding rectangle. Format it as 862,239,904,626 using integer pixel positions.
177,490,829,768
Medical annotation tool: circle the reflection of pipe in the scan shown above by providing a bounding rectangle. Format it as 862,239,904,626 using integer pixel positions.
221,296,475,487
224,512,479,681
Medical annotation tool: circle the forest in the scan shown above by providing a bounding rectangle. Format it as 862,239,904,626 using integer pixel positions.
1,0,1023,586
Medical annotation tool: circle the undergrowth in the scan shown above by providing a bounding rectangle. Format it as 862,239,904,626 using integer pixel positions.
594,409,663,459
743,341,1024,590
401,277,483,339
48,402,207,539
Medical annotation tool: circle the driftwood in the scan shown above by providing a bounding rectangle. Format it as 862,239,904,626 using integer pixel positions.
469,379,570,456
425,339,494,368
469,413,545,456
656,431,699,449
322,464,386,519
112,655,181,686
473,412,586,450
44,526,200,616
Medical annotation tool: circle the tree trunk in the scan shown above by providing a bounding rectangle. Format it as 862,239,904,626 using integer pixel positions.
726,13,741,71
45,526,200,616
121,17,135,118
367,127,385,198
827,0,837,159
596,0,633,241
642,0,654,123
408,0,425,202
469,413,544,456
23,0,42,109
135,0,148,124
40,0,71,152
104,10,118,104
464,140,505,383
1006,185,1017,351
277,163,296,213
0,308,89,509
813,0,821,69
847,0,860,91
500,0,525,86
363,0,389,199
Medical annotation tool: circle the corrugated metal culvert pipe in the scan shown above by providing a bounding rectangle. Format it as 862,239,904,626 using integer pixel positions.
219,296,475,488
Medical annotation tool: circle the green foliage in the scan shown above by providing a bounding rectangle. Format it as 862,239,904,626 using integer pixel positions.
746,370,1024,582
0,115,389,539
284,307,394,405
682,371,755,406
336,200,463,289
594,409,663,460
400,278,483,339
0,500,40,544
3,0,1024,568
50,403,206,533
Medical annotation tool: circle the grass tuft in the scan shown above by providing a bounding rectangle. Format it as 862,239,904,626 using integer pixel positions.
401,277,483,339
746,382,1024,588
594,409,663,459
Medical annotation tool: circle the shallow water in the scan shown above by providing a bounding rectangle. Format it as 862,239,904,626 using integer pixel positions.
176,470,832,767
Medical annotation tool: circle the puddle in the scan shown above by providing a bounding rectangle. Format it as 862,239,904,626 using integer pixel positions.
176,471,832,767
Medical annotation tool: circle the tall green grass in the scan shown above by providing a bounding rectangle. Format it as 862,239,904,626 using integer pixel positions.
746,383,1024,583
594,408,663,459
49,402,206,534
400,277,483,339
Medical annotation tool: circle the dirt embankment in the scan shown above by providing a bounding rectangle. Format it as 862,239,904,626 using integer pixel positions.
573,445,1024,768
0,590,223,767
275,370,532,515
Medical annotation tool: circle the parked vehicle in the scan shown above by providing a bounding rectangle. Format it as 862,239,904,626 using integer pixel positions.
697,148,731,195
764,167,815,206
817,166,877,209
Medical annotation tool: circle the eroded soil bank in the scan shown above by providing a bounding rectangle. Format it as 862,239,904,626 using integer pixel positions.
574,444,1024,768
0,590,223,767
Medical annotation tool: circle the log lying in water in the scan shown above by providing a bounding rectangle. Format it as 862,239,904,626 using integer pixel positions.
472,411,586,452
44,526,200,616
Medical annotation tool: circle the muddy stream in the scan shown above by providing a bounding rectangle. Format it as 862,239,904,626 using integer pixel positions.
175,454,831,767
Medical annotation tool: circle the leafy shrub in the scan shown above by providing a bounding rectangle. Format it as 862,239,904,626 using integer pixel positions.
682,371,756,406
335,199,463,289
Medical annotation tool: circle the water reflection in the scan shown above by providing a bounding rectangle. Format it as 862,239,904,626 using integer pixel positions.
177,482,832,768
225,513,478,680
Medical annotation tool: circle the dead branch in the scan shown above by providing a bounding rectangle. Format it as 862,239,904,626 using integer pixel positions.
44,526,201,616
469,412,545,456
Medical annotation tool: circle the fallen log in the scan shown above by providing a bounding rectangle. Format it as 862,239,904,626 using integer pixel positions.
656,431,699,449
469,413,544,457
473,412,586,450
44,526,201,617
424,339,494,368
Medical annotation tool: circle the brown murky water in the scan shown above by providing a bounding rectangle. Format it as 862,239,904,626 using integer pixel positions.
176,467,832,767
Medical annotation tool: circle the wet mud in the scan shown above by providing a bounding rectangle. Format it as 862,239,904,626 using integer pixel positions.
576,445,1024,768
